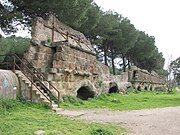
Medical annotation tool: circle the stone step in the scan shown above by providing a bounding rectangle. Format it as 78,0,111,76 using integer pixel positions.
52,103,58,109
14,70,60,109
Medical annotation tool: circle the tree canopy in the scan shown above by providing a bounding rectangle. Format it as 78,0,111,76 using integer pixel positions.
170,57,180,84
0,0,166,77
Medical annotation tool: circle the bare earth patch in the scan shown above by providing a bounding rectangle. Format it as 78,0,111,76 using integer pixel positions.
56,106,180,135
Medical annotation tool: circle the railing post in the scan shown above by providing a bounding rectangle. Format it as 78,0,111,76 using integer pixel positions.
58,92,60,108
50,93,52,110
30,74,33,101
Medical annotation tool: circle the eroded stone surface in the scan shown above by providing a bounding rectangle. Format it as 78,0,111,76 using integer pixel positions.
23,15,167,100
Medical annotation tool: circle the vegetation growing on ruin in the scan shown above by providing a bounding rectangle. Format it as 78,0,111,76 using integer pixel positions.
0,98,124,135
61,89,180,110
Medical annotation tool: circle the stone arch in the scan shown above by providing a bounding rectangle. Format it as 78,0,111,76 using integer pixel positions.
149,85,153,91
137,86,141,91
109,82,118,93
144,85,148,90
133,71,137,79
74,80,96,100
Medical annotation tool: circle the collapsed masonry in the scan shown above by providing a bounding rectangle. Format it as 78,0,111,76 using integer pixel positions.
22,15,167,100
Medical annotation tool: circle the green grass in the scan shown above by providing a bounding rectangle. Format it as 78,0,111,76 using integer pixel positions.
0,98,124,135
61,90,180,111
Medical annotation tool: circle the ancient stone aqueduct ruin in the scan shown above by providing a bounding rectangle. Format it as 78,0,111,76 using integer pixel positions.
0,15,167,104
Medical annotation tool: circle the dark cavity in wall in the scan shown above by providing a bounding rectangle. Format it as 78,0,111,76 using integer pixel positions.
137,86,141,91
150,86,153,91
77,86,95,100
109,82,118,93
133,71,137,79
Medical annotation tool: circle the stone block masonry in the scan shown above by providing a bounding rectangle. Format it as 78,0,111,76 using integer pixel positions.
22,15,167,101
24,15,100,99
52,44,97,74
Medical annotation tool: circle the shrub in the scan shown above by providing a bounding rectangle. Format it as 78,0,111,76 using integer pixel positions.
62,96,84,106
91,128,113,135
0,98,23,114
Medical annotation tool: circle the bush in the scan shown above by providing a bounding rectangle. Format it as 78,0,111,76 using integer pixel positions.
0,98,49,114
0,98,23,114
62,96,84,106
96,93,110,101
91,128,113,135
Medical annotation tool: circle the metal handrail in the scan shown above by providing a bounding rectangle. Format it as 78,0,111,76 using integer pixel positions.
0,54,60,108
20,55,60,97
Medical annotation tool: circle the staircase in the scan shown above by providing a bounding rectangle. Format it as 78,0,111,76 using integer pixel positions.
0,54,60,110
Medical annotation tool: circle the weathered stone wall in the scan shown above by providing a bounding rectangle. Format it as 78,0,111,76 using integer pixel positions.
53,44,97,74
24,16,99,99
110,72,129,82
23,15,167,100
31,15,94,54
96,61,110,81
0,70,19,99
24,44,53,69
129,66,167,91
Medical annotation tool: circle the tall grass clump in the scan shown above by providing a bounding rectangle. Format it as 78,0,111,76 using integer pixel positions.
90,128,113,135
0,98,23,114
62,96,85,106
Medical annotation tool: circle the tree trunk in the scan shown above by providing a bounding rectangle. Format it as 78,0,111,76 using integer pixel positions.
128,57,131,70
110,46,116,75
103,40,108,66
122,56,126,72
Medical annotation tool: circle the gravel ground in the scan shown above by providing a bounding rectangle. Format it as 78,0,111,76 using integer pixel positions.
56,106,180,135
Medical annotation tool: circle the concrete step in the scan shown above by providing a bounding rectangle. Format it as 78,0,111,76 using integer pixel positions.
14,70,21,74
15,70,59,109
52,103,58,109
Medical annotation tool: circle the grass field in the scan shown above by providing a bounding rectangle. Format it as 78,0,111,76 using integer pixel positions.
61,90,180,110
1,90,179,135
0,98,124,135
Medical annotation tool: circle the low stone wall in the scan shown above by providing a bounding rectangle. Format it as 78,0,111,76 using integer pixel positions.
0,70,19,99
96,61,110,81
110,72,129,82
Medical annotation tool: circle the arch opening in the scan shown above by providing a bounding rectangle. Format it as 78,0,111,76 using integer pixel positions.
109,82,118,93
150,86,153,91
133,71,137,79
144,86,148,90
137,86,141,91
77,86,95,100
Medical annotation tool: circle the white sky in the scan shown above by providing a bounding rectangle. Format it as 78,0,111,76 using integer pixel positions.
94,0,180,68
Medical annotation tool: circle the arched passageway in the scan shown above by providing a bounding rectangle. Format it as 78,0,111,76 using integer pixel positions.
77,86,95,100
150,86,153,91
137,86,141,91
109,82,118,93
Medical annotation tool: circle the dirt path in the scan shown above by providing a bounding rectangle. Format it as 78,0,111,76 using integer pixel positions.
56,106,180,135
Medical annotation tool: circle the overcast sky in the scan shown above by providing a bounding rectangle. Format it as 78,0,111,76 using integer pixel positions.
94,0,180,67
